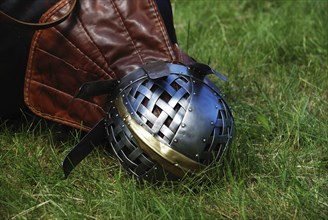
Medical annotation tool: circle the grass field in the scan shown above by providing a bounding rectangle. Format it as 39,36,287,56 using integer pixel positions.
1,0,327,219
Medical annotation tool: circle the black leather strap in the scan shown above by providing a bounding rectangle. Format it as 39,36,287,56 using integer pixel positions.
62,118,107,178
75,79,118,100
0,0,77,30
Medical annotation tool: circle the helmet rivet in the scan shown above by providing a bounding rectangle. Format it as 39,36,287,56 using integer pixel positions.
122,125,125,128
195,154,199,157
188,107,192,112
154,167,157,170
122,94,125,97
173,139,178,143
127,122,131,126
210,121,214,125
174,163,179,167
181,123,186,128
117,80,121,83
130,135,133,138
215,105,218,109
203,138,206,142
116,114,119,117
130,80,133,84
193,92,197,95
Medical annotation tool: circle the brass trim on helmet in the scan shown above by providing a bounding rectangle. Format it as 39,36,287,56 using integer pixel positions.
115,97,205,178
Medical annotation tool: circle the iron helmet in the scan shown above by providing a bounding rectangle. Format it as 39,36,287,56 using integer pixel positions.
63,61,234,182
104,61,234,181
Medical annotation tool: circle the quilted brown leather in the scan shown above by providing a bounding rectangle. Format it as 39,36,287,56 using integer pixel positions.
24,0,181,131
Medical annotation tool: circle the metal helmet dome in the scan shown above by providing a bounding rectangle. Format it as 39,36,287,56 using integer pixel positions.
104,61,234,181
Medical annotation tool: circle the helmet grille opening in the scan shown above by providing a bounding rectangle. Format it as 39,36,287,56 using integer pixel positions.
198,96,233,165
128,75,192,144
109,122,155,176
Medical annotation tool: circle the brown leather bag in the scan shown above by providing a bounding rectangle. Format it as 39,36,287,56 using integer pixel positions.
24,0,190,131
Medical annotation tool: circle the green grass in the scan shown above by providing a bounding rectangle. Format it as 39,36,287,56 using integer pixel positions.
1,0,327,219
